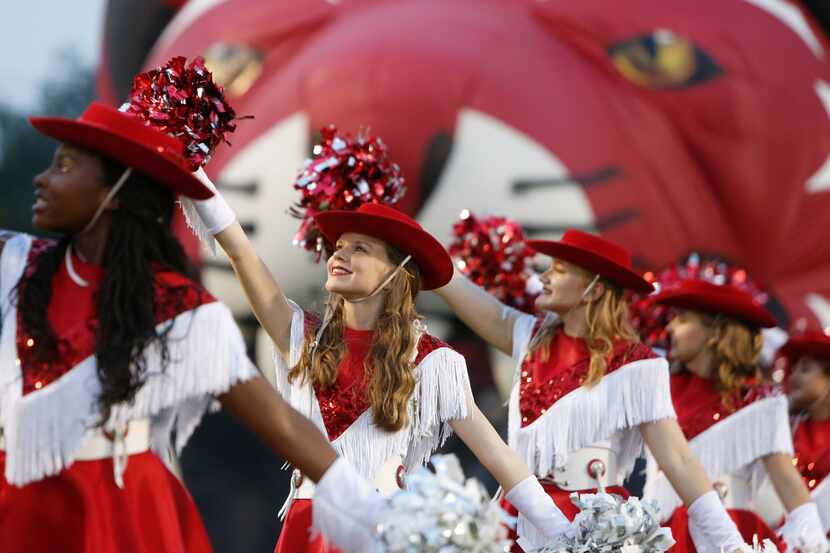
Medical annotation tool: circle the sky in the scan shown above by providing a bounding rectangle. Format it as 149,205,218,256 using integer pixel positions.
0,1,106,112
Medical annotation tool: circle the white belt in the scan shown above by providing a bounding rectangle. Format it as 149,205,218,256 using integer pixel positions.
712,473,752,510
0,419,150,488
542,447,620,491
278,456,405,520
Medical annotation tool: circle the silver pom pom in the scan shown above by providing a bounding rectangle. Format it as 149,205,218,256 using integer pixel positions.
376,454,513,552
530,492,675,553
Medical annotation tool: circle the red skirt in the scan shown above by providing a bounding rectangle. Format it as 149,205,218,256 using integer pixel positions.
274,498,343,553
666,506,783,553
0,450,213,553
500,480,631,553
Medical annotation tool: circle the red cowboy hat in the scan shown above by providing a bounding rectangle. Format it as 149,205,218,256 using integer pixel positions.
314,203,453,290
526,229,653,293
29,102,213,200
650,279,777,328
780,332,830,363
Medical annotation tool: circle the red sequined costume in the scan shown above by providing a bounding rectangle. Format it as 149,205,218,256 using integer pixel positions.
0,234,258,553
499,308,673,552
754,414,830,534
271,300,471,553
643,372,791,551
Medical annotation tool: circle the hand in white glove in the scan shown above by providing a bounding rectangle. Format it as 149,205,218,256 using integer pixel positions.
780,502,829,553
181,168,237,251
505,476,573,551
312,457,386,553
688,490,751,553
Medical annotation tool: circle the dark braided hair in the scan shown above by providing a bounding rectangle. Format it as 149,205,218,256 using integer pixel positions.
15,151,195,424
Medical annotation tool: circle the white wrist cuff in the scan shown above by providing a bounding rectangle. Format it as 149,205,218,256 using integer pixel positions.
506,476,571,547
687,490,747,553
311,458,385,553
781,502,829,553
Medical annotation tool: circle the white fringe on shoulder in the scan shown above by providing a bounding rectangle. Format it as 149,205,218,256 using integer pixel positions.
644,394,793,518
2,297,258,485
270,300,471,479
508,357,676,482
404,347,471,471
0,233,32,436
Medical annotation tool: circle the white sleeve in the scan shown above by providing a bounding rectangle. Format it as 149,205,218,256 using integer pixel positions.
271,299,306,396
503,304,538,361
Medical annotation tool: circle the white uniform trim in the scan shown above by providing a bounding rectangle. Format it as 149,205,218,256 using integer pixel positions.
271,300,471,482
505,307,676,482
644,394,793,520
0,234,259,485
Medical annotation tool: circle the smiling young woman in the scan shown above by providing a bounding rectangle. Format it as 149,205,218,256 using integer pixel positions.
187,150,575,551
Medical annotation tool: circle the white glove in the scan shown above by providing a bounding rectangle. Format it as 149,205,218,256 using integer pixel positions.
505,476,572,550
780,502,829,553
688,490,750,553
180,168,236,252
311,457,386,553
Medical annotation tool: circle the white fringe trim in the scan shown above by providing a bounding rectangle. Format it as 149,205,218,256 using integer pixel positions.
271,299,471,479
2,299,258,485
179,197,217,255
0,234,31,441
404,347,471,472
644,394,793,519
508,357,676,481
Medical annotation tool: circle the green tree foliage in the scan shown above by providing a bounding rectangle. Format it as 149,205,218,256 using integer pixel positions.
0,51,95,234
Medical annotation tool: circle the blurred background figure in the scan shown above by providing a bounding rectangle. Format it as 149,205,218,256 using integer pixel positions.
3,0,830,551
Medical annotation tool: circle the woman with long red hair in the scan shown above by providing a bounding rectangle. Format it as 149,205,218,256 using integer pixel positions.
186,132,574,551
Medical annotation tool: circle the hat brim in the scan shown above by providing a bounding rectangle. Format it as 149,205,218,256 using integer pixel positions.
314,211,453,290
780,336,830,362
650,287,777,328
29,117,213,200
526,240,653,293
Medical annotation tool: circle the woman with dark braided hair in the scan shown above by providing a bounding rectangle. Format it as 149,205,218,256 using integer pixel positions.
644,280,827,552
0,103,383,553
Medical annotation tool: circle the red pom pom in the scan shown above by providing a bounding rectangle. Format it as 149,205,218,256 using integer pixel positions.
448,210,539,312
629,254,769,352
123,56,242,170
291,125,406,260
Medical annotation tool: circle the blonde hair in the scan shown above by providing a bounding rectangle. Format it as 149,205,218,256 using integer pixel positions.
700,313,763,405
288,247,422,432
528,268,639,387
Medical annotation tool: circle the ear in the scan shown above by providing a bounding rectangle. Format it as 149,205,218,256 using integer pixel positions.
587,280,606,302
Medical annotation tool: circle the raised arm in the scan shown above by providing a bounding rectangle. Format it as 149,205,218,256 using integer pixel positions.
188,170,295,354
434,269,519,356
214,223,295,354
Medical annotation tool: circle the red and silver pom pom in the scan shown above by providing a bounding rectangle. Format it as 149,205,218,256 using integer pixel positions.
629,254,769,352
531,493,674,553
122,56,242,170
376,454,513,552
449,210,540,312
291,125,406,260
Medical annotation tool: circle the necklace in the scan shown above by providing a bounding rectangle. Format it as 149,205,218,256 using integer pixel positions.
64,245,90,287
